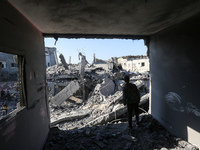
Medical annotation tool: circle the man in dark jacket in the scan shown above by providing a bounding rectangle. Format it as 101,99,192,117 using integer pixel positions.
123,75,140,129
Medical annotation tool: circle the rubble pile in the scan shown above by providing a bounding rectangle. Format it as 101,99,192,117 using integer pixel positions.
45,56,198,149
0,82,20,119
44,114,199,150
47,58,150,130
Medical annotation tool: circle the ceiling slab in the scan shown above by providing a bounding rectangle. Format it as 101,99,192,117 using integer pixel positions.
8,0,200,36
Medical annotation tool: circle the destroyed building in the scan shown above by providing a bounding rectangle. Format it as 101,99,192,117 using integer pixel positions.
118,56,150,73
1,0,200,149
0,52,17,81
45,47,58,68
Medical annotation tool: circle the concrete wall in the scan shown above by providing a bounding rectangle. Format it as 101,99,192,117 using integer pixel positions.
45,47,57,68
149,13,200,147
118,57,149,73
127,58,149,73
0,1,49,150
118,57,128,70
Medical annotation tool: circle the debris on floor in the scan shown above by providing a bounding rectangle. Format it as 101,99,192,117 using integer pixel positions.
44,55,198,150
44,114,199,150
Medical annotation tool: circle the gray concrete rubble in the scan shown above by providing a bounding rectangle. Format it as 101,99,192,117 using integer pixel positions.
51,81,80,105
99,77,115,97
44,114,199,150
47,56,151,129
44,56,198,150
47,53,152,130
59,54,68,69
0,82,20,120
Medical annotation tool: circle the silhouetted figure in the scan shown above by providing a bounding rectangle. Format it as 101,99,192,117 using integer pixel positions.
123,75,140,129
1,89,5,99
118,64,122,70
6,91,11,101
2,103,8,115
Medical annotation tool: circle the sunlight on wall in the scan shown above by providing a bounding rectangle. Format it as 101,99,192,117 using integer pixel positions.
187,126,200,148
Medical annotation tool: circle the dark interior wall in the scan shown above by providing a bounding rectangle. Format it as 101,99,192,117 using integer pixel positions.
149,13,200,147
0,1,49,150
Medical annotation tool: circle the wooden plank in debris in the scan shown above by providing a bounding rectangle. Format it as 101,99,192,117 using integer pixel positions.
52,81,80,105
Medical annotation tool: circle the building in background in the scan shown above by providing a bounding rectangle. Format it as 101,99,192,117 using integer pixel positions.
118,55,149,73
45,47,58,67
0,52,18,81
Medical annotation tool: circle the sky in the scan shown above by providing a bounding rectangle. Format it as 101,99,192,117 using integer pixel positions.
44,38,147,64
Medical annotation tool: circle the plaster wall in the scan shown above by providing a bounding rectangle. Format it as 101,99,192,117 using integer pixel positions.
0,1,49,150
119,57,149,73
149,13,200,148
127,58,149,73
118,57,128,70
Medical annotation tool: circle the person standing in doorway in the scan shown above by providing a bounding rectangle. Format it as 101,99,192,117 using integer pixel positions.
123,75,140,129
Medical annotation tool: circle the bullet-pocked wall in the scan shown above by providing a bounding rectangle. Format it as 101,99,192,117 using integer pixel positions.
149,13,200,147
0,1,49,150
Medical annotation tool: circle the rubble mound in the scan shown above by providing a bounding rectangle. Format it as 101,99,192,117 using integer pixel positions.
45,61,198,150
43,114,199,150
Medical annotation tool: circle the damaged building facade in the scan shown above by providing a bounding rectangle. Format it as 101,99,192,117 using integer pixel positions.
0,52,17,81
45,47,58,68
118,55,150,73
1,0,200,149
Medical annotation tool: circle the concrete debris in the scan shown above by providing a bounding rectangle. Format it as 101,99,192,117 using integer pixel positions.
44,55,198,149
176,139,199,150
51,112,88,127
59,54,68,69
99,77,115,97
50,57,147,130
0,82,20,120
47,55,151,129
44,114,199,150
51,81,80,105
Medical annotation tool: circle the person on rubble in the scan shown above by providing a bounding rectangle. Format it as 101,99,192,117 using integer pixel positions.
1,89,5,100
6,91,11,101
118,64,122,70
2,103,8,115
123,75,140,129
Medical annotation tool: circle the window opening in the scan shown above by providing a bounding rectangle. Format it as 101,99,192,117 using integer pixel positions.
11,63,17,67
141,62,145,66
0,61,6,68
0,52,25,122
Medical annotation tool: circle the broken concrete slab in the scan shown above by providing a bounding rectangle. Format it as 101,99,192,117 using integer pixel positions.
59,54,68,69
85,105,127,126
50,112,88,127
133,79,145,89
51,81,80,105
99,77,115,97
